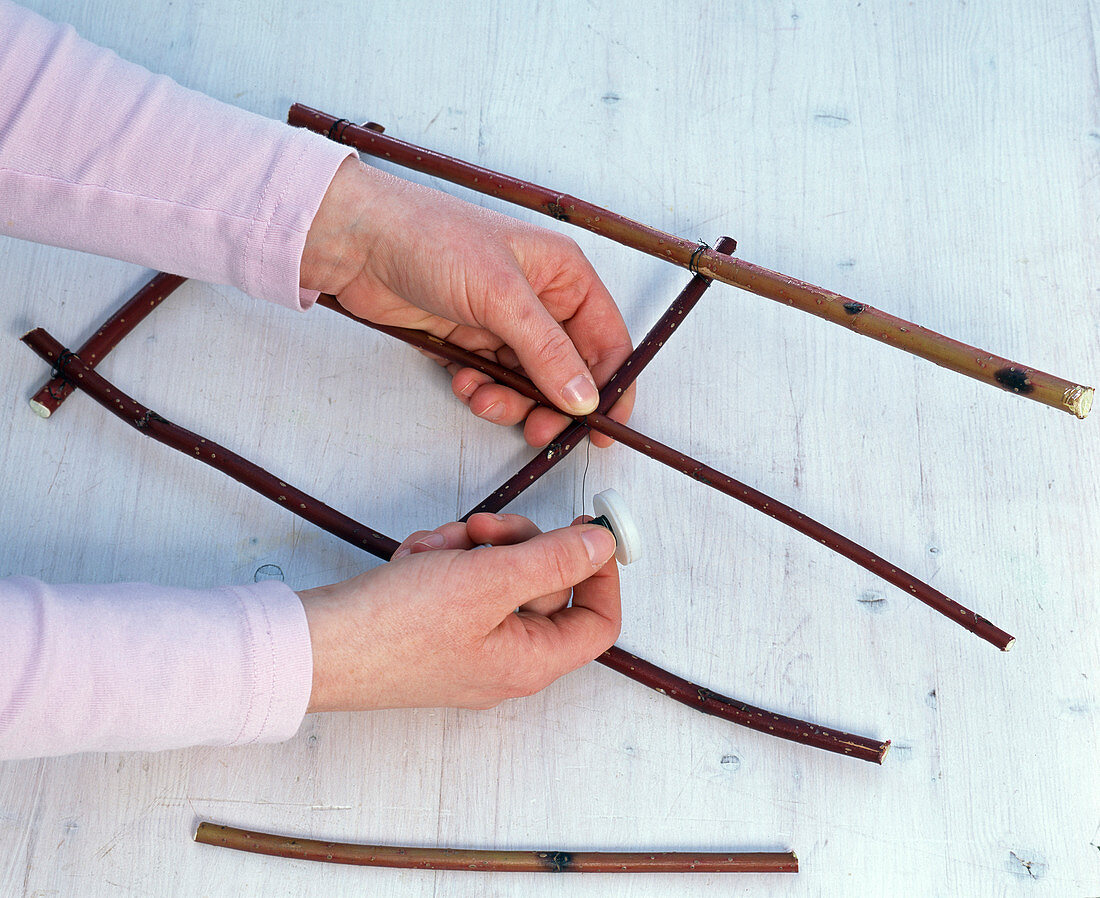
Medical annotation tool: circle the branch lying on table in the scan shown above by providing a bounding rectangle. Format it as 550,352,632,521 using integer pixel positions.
28,272,185,418
288,104,1093,420
23,328,397,560
317,297,1014,651
462,235,737,520
194,822,799,873
22,327,886,762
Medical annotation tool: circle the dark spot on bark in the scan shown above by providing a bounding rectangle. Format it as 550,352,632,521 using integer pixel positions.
537,851,574,872
843,301,865,314
546,202,569,221
995,366,1034,393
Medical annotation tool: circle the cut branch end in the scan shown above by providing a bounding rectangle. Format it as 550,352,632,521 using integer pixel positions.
1064,385,1094,419
28,399,52,418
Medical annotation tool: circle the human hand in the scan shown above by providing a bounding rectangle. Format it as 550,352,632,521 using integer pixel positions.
300,157,635,448
298,513,620,712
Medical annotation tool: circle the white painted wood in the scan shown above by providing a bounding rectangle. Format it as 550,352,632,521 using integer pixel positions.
2,1,1097,894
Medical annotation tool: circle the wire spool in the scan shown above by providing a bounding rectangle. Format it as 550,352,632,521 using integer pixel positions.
592,488,641,565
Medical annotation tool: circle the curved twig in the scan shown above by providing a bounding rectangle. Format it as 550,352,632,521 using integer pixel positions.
288,104,1092,419
601,647,889,763
194,822,798,873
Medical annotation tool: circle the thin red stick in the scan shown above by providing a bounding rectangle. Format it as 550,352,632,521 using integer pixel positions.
287,104,1093,419
317,300,1014,651
194,822,798,873
600,647,888,762
22,329,397,560
28,272,185,418
462,235,736,520
21,328,887,762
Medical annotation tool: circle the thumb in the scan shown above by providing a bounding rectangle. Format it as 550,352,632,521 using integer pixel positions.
463,523,616,614
483,279,600,415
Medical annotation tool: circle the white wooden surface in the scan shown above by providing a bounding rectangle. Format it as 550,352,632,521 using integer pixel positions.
2,1,1098,895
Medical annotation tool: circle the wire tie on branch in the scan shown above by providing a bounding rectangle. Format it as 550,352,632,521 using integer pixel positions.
688,240,711,275
50,350,75,384
326,117,351,141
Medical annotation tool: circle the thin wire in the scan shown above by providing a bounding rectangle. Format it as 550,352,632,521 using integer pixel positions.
579,437,594,518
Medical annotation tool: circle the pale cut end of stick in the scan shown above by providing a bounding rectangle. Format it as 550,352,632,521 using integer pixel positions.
1002,636,1016,652
1063,385,1094,419
28,398,51,418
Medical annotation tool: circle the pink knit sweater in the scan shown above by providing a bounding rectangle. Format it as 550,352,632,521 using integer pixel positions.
0,1,355,759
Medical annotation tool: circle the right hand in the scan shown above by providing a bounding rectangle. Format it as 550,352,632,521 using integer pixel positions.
298,513,621,712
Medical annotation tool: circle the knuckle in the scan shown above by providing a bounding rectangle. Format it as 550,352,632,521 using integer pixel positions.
531,326,576,370
534,539,580,588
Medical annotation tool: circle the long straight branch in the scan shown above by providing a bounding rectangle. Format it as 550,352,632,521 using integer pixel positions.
462,236,736,520
22,327,887,761
194,822,797,872
29,272,185,417
288,104,1093,420
317,300,1013,651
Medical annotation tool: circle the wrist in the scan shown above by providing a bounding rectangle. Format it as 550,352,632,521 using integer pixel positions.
300,156,374,296
298,584,341,713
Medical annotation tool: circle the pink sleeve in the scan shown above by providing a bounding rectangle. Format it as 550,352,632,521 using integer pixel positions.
0,0,354,309
0,577,314,759
0,4,339,757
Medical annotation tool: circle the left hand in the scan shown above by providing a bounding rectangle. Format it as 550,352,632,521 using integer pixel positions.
300,157,635,448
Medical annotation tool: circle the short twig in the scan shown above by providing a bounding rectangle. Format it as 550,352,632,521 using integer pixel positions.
28,272,185,417
462,236,736,520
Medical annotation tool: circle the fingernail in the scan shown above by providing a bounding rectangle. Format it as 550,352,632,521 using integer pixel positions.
391,547,410,560
492,513,506,521
415,532,447,548
479,401,504,422
581,527,615,565
562,374,599,413
459,379,477,398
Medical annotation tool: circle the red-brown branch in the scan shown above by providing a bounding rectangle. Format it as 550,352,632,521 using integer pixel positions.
22,328,397,560
194,822,798,873
287,104,1093,419
29,272,185,418
21,327,888,762
462,236,736,520
316,299,1014,651
600,647,888,762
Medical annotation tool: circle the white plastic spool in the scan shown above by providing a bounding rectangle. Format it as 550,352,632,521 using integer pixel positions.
592,488,642,565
